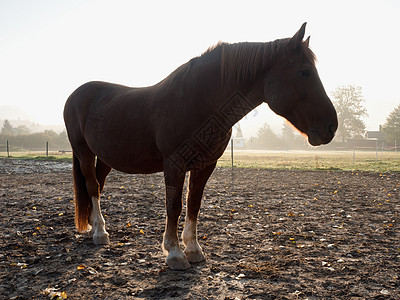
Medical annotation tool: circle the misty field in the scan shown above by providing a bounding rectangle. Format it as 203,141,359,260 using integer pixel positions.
1,149,399,173
219,150,400,172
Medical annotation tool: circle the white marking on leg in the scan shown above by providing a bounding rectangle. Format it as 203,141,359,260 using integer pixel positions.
91,196,110,245
162,219,191,270
182,218,205,263
88,210,94,237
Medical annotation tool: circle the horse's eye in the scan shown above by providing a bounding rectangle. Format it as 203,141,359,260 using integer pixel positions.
298,69,311,78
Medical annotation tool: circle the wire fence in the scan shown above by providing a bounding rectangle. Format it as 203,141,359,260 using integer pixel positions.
223,139,400,172
0,140,71,157
1,139,399,172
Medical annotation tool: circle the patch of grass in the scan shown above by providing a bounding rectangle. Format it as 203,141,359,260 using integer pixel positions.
1,150,399,173
217,150,400,172
0,153,72,162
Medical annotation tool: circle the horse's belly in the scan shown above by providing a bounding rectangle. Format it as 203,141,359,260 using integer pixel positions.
111,159,164,174
97,148,164,174
86,130,163,174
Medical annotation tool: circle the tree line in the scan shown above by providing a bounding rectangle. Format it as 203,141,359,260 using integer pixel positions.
0,120,71,151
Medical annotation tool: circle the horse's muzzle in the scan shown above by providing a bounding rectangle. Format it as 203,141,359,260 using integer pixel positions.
307,124,337,146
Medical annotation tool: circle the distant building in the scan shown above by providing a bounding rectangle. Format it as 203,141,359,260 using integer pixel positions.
347,126,385,149
365,125,385,144
347,138,380,150
232,124,245,149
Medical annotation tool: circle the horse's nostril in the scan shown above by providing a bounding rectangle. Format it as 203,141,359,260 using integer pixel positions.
328,124,337,137
308,128,316,135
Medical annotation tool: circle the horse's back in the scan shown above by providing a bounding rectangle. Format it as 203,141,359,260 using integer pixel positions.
64,81,163,173
65,81,130,113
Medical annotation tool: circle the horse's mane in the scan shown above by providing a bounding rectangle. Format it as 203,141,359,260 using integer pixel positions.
161,39,316,87
217,39,317,85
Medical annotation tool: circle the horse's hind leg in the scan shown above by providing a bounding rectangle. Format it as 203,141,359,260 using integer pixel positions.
87,158,112,244
77,152,110,245
96,158,112,194
182,162,216,263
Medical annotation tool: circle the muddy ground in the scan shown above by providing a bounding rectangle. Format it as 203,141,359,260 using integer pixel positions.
0,158,399,299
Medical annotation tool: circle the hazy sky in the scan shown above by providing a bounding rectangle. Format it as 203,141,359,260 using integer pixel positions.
1,0,399,136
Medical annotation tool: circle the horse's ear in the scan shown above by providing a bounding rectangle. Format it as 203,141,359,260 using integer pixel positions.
304,36,310,48
288,22,307,50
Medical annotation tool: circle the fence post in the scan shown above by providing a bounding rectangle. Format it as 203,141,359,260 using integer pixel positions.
46,141,49,157
7,140,10,157
231,139,234,169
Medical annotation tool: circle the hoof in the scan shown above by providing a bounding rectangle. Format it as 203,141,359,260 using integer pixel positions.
88,227,94,238
184,249,205,263
166,253,191,270
93,232,110,245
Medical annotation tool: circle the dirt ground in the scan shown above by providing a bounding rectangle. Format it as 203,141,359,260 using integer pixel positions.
0,158,399,299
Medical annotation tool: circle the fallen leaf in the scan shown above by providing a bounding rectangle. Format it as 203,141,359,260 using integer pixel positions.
16,262,27,268
88,267,98,274
380,289,390,295
293,290,302,296
44,288,67,299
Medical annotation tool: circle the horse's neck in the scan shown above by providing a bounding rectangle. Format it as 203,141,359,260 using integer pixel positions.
191,56,264,128
163,51,264,129
212,75,264,130
214,88,262,130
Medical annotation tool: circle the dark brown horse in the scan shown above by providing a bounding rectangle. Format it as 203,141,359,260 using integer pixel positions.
64,23,337,270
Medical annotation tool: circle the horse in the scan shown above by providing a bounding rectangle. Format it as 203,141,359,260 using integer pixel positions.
64,23,337,270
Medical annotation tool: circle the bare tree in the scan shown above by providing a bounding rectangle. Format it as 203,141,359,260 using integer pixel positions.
332,85,368,143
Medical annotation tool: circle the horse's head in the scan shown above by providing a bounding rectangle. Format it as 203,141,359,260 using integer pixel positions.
264,23,337,146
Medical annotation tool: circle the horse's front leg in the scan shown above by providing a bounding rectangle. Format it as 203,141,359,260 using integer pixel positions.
182,162,216,263
162,168,190,270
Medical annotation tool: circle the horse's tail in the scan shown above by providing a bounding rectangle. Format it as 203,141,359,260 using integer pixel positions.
72,153,92,232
